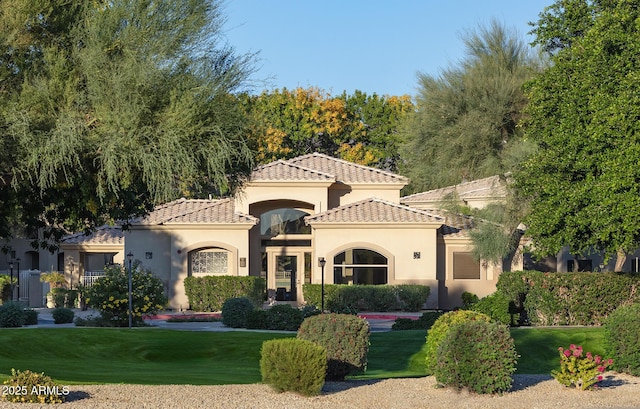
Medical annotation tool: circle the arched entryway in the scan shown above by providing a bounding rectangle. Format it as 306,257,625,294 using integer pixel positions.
332,248,389,285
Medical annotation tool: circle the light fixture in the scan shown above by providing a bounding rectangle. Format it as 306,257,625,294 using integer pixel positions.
127,252,133,329
319,257,326,313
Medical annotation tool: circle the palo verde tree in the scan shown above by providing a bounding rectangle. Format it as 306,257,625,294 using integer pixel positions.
400,19,543,193
516,0,640,271
0,0,256,249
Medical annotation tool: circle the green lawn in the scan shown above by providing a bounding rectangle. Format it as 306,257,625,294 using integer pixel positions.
0,326,607,384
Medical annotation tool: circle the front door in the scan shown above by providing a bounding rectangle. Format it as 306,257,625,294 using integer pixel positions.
274,254,297,301
266,250,311,304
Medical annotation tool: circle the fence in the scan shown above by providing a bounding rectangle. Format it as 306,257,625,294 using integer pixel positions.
81,271,106,287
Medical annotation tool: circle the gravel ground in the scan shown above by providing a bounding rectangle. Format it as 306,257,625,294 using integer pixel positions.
1,374,639,409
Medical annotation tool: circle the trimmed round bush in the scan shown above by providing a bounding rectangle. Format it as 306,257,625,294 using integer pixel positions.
392,311,443,331
260,338,327,396
297,313,370,381
246,309,267,329
425,310,490,374
23,309,39,326
1,369,65,403
0,302,25,327
52,307,74,324
221,297,255,328
605,303,640,376
434,320,517,394
266,304,304,331
471,292,513,325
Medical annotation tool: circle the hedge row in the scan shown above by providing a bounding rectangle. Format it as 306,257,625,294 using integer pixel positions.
184,276,265,312
302,284,429,312
497,271,640,326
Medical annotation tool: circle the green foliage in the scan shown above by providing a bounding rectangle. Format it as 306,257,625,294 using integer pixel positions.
260,338,327,396
0,0,256,246
0,275,13,302
184,276,265,312
86,263,167,326
302,284,429,312
518,0,640,267
297,313,370,381
221,297,255,328
245,309,268,330
0,301,24,327
461,291,479,308
392,311,444,331
22,309,38,326
424,310,491,374
52,307,74,324
435,320,517,394
1,369,65,404
265,304,304,331
471,292,514,326
604,303,640,376
551,344,613,390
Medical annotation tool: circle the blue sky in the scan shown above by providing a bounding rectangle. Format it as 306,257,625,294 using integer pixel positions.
223,0,553,97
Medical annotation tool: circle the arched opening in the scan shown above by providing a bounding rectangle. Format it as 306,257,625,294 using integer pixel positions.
333,248,388,285
188,247,232,276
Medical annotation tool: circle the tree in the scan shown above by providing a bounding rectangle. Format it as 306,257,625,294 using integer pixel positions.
400,20,542,193
0,0,256,249
516,0,640,271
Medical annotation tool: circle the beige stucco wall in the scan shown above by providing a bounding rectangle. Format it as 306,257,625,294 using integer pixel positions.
311,223,440,308
330,184,403,208
236,183,332,214
126,225,252,310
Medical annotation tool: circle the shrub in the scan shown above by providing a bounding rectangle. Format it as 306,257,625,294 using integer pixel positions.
260,338,327,396
301,305,321,318
23,309,39,326
266,304,304,331
87,263,167,326
52,308,74,324
0,275,14,303
604,303,640,376
425,310,490,374
297,313,370,381
2,369,66,403
302,284,430,312
471,292,514,326
461,291,479,308
434,320,517,394
551,344,613,390
392,311,443,331
396,285,430,312
184,276,265,312
221,297,255,328
51,288,67,308
246,309,268,329
0,302,24,327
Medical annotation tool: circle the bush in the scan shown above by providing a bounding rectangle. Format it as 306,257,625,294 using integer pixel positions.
1,369,66,403
221,297,255,328
266,304,304,331
23,309,39,326
87,263,167,326
552,344,613,390
246,309,268,330
297,313,370,381
0,275,14,303
434,320,517,394
52,308,74,324
0,302,24,327
303,284,430,312
461,291,479,308
392,311,443,331
260,338,327,396
184,276,265,312
471,292,514,326
51,288,67,308
604,303,640,376
396,285,430,312
424,310,491,374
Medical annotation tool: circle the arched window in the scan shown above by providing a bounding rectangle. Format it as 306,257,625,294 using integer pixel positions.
333,249,388,285
189,247,231,276
260,208,311,236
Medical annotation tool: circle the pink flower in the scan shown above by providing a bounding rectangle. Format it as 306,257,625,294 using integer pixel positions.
564,349,572,357
586,352,593,360
573,348,582,358
570,344,576,350
598,366,605,373
597,375,603,381
595,356,602,364
607,359,614,365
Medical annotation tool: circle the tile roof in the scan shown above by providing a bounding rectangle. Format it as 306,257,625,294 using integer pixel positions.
305,198,445,224
438,213,478,238
250,160,335,182
286,153,409,185
401,175,507,204
134,198,257,225
61,225,123,245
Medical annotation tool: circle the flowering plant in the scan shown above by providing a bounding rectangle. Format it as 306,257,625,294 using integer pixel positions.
551,344,613,390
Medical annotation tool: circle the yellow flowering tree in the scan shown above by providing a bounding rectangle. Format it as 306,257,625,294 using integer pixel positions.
87,263,167,326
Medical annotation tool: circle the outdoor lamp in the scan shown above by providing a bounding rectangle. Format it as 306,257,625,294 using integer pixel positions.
8,260,13,302
127,252,133,329
319,257,326,313
15,258,20,301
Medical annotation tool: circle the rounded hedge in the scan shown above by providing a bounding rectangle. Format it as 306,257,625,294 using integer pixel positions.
52,307,75,324
604,302,640,376
425,310,491,374
434,320,517,394
265,304,304,331
221,297,255,328
0,302,25,328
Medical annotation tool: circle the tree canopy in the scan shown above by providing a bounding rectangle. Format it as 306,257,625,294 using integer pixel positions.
0,0,256,249
399,20,542,193
516,0,640,270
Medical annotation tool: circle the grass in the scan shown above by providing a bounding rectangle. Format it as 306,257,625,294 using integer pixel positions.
0,326,609,384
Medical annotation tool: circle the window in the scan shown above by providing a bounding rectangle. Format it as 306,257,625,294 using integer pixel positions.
333,249,388,285
260,208,311,236
190,248,229,276
453,252,480,279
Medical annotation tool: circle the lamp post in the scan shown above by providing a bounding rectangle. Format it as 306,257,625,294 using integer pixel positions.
319,257,326,313
15,258,20,302
8,260,13,302
127,252,133,329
